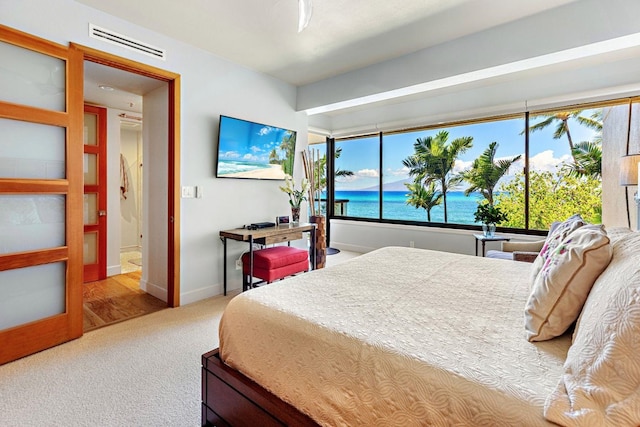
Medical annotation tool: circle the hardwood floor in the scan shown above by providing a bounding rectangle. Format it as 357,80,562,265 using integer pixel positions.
83,271,166,332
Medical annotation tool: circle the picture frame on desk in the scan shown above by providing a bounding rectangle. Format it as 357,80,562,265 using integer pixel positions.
276,215,290,226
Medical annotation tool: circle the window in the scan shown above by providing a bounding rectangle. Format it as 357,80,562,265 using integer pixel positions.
329,98,626,233
334,135,380,219
382,116,524,225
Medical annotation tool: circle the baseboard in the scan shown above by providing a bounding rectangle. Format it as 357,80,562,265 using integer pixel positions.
140,278,167,303
107,265,122,277
180,282,242,305
330,242,373,254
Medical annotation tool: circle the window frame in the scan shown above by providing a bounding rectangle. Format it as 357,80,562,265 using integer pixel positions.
326,97,631,236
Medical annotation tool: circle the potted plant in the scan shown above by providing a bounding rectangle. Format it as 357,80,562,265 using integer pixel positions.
279,176,309,223
473,202,507,237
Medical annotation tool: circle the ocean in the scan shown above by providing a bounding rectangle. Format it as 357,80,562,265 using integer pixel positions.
217,160,270,175
333,190,482,225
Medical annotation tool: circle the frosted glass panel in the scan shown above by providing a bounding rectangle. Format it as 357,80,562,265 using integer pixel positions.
84,193,97,225
84,113,97,145
0,262,66,330
84,232,97,264
84,153,97,185
0,118,65,179
0,41,65,111
0,195,65,254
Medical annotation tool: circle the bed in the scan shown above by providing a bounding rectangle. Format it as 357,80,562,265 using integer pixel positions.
203,226,640,426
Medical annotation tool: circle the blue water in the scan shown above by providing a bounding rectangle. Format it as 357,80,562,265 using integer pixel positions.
334,190,482,225
217,160,271,175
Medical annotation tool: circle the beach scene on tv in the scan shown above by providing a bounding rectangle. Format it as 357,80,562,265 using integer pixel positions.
217,116,296,180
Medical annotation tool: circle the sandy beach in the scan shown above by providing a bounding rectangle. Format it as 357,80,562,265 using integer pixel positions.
221,164,286,179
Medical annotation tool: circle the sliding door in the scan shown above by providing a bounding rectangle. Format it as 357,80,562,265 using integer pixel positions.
0,25,83,364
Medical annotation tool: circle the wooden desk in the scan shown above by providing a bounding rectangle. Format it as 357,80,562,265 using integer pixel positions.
220,223,316,295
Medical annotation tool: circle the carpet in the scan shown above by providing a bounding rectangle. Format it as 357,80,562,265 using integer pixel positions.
0,292,237,427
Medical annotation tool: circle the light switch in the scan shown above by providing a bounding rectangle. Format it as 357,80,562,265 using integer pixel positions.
181,186,195,198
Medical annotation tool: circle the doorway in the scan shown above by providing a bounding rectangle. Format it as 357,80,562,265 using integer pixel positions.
75,43,181,310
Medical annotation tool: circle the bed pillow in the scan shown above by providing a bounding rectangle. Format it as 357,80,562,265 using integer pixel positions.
544,231,640,427
530,215,586,286
524,224,612,342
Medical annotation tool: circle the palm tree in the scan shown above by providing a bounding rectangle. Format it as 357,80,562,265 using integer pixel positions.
279,131,296,176
563,141,602,179
268,148,279,164
463,141,521,205
402,130,473,222
528,110,602,164
309,146,354,214
314,147,353,194
405,180,442,222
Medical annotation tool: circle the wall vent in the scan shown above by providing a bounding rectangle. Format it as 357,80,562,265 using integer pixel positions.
89,24,166,60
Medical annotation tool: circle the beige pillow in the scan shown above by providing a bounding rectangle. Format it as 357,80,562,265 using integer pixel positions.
544,231,640,426
530,215,586,285
524,224,612,342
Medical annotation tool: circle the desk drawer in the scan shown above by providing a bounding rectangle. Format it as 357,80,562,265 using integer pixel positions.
261,231,302,245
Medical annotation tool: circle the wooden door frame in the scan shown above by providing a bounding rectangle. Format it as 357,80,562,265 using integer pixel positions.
71,44,181,307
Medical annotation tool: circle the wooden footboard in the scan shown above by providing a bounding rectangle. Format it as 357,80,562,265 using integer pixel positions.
201,349,318,426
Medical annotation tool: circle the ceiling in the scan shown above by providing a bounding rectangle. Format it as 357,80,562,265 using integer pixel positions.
84,61,164,115
76,0,577,87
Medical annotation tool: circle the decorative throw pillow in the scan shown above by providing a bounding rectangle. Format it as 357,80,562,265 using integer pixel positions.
524,224,612,342
544,231,640,426
530,215,585,286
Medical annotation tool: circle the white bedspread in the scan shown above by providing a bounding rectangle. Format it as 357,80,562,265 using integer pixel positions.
219,246,571,426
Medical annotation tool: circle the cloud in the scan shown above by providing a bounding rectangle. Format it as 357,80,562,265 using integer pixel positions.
357,168,379,177
517,150,571,172
221,151,240,159
242,153,261,162
453,159,473,174
258,126,274,136
250,145,262,153
385,166,410,177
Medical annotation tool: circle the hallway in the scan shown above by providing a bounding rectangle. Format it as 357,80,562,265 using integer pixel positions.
83,270,166,332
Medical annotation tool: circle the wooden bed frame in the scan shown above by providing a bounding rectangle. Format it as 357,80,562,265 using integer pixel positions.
201,348,318,426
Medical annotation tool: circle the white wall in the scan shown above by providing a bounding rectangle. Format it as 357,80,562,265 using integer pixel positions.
141,85,169,301
330,220,543,257
119,127,142,251
301,0,640,123
1,0,307,303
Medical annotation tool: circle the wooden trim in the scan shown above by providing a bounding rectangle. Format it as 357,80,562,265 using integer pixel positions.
0,101,68,127
0,179,68,193
0,247,68,271
71,43,181,307
0,23,68,59
67,43,85,338
0,315,72,365
168,76,181,307
72,43,179,82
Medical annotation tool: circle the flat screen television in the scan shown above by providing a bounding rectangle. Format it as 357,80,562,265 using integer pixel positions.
216,115,297,180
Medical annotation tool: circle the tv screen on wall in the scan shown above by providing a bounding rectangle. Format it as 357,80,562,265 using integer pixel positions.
216,115,297,180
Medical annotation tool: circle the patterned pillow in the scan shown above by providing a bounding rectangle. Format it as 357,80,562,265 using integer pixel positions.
544,231,640,426
530,215,586,286
524,224,612,341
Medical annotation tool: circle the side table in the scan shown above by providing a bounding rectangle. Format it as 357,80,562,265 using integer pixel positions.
473,234,511,257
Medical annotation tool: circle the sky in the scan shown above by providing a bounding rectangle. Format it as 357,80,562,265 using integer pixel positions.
329,109,601,191
218,116,294,165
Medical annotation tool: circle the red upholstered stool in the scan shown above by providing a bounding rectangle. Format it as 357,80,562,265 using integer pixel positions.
242,246,309,290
